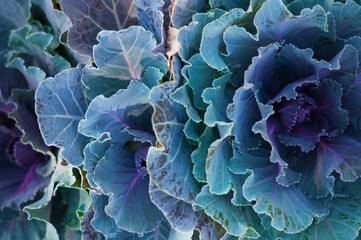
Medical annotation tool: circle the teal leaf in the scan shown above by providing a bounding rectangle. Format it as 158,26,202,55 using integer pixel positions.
6,56,46,90
93,144,163,233
170,84,202,123
90,191,120,237
227,87,261,151
196,185,260,238
31,0,71,36
289,198,361,240
9,25,70,76
230,148,328,233
254,0,330,48
286,0,333,15
231,173,251,206
206,137,233,195
83,140,111,189
171,0,210,28
178,9,225,62
200,9,246,71
149,181,225,239
141,67,165,89
187,54,218,110
148,81,200,203
191,127,219,183
209,0,250,10
79,80,155,144
203,72,234,127
59,0,138,55
27,187,90,230
184,119,204,144
82,26,168,100
35,65,91,165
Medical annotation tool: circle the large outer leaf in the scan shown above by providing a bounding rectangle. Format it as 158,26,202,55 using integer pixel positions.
82,27,168,100
230,147,328,234
148,80,200,203
93,144,163,233
59,0,138,56
0,156,51,209
35,65,90,166
79,80,155,143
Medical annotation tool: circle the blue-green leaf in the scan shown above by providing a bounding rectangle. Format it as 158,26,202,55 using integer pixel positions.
35,65,90,165
206,138,233,195
59,0,138,55
178,9,225,62
0,0,30,51
82,27,168,100
79,80,155,144
254,0,330,48
93,144,163,233
148,81,200,203
230,148,328,233
171,0,210,28
200,9,246,71
0,209,59,240
196,185,260,238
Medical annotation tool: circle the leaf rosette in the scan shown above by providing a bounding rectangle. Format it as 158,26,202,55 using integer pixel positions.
147,0,361,239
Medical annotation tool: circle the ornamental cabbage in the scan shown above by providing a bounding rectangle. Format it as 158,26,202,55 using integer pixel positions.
3,0,361,239
145,0,361,239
